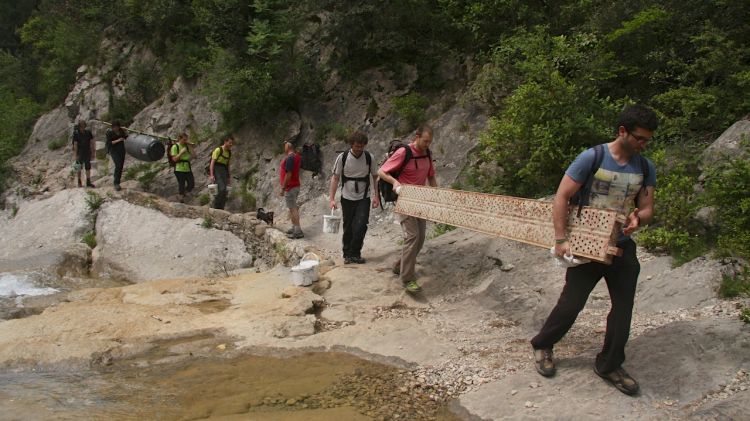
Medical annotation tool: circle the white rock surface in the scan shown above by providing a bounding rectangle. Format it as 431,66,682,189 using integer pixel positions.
93,200,252,282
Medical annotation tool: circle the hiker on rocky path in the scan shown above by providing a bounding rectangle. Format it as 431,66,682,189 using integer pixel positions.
208,135,234,210
530,104,659,396
171,133,195,202
71,120,96,188
377,124,436,293
105,121,128,191
280,139,304,239
329,131,380,264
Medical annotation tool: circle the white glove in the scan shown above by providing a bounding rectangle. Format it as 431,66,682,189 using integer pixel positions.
550,246,591,267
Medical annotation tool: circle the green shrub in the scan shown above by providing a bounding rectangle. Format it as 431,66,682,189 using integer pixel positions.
392,93,429,128
201,216,214,229
81,231,97,249
47,137,67,151
316,122,349,145
718,268,750,299
137,163,166,190
123,163,151,181
429,223,456,239
740,307,750,324
85,191,104,212
637,149,706,264
198,193,210,206
703,156,750,260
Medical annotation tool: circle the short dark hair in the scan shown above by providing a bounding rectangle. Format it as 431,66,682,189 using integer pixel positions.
415,123,433,137
347,130,368,145
617,104,659,133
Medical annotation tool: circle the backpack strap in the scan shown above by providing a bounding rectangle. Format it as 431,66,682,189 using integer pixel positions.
572,144,605,217
634,155,650,208
340,150,372,196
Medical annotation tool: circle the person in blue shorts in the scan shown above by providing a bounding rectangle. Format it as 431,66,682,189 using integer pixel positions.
530,104,659,396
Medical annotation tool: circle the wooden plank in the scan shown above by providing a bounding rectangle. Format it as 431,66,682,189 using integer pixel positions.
393,185,625,264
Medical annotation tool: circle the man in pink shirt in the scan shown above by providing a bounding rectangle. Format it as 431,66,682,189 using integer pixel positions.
377,124,437,293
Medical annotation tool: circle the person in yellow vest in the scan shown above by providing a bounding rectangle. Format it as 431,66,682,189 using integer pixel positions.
208,135,234,210
171,133,195,202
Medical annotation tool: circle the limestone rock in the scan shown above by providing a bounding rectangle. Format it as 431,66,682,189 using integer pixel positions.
92,200,252,282
0,189,93,274
702,118,750,168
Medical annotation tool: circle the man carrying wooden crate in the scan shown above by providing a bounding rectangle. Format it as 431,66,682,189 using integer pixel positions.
530,104,659,396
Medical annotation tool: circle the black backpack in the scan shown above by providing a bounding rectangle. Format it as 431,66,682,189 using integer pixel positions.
339,150,373,196
300,142,322,173
569,144,650,216
378,140,432,205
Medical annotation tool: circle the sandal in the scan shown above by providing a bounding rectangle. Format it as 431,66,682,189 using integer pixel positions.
594,366,640,396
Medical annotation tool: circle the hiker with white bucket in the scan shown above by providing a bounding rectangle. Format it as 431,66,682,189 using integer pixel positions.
328,131,379,264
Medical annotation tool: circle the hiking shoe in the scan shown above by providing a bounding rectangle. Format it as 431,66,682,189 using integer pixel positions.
285,228,295,235
533,348,556,377
344,257,354,264
86,181,96,188
287,231,304,239
594,366,639,396
114,184,121,191
351,256,366,264
403,280,422,293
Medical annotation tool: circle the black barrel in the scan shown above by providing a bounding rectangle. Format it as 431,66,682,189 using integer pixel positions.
125,134,165,162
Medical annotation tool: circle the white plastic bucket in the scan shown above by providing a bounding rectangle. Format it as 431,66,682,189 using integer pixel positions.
291,260,319,286
207,183,218,196
323,210,342,234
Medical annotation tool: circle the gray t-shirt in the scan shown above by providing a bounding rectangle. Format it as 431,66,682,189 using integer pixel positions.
566,144,656,241
332,150,378,201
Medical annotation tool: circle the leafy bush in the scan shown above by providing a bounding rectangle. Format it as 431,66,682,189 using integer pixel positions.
198,193,211,206
718,268,750,299
201,216,214,229
740,307,750,324
429,223,456,239
47,137,67,151
316,122,349,145
703,156,750,259
392,93,429,129
637,146,706,263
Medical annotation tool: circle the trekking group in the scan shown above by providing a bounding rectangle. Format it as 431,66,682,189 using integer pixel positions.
69,103,658,396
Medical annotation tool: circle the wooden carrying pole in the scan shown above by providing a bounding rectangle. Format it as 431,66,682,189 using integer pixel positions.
394,185,626,264
91,119,173,142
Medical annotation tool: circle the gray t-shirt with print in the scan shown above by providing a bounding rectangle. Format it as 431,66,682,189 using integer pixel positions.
566,144,656,242
332,150,378,201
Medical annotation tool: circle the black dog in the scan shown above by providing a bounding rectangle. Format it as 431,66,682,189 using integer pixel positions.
257,208,274,225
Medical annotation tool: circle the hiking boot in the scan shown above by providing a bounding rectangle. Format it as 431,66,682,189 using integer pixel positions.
533,348,556,377
351,256,366,264
114,184,121,191
403,280,422,293
594,366,640,396
287,231,304,239
285,227,295,235
86,181,96,188
344,257,354,264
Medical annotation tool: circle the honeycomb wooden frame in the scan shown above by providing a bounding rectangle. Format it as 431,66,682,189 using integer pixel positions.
394,185,626,264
